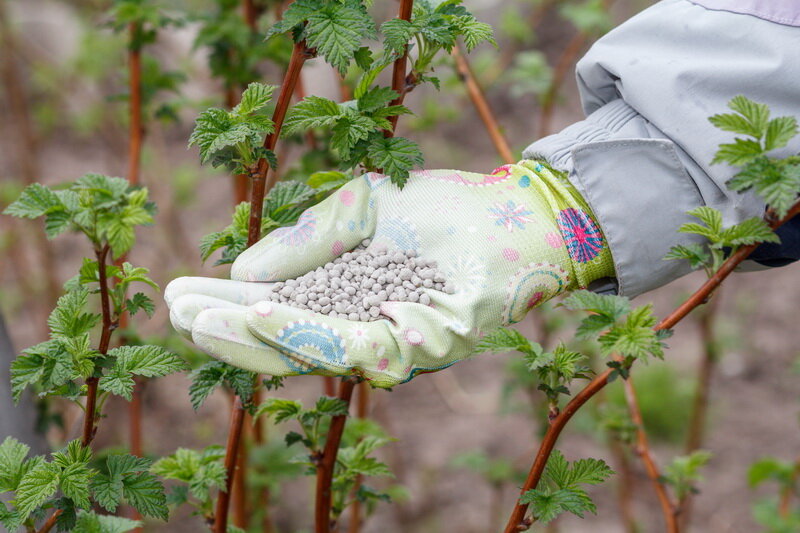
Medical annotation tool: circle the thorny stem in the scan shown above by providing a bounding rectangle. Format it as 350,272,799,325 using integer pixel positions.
215,38,313,533
503,200,800,532
623,378,678,532
124,23,145,530
315,376,360,533
247,40,312,247
214,396,246,533
37,245,114,533
451,44,514,165
384,0,415,135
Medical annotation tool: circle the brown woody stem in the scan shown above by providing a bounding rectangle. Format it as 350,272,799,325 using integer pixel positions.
451,44,514,165
214,396,246,533
247,40,311,247
384,0,414,135
315,377,360,533
503,200,800,532
215,38,312,533
623,378,678,532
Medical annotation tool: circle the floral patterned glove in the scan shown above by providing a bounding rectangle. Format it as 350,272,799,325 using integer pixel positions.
166,161,614,387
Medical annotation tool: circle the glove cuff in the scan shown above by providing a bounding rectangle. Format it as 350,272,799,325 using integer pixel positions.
514,160,616,291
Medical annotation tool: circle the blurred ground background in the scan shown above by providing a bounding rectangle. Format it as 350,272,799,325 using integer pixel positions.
1,0,799,532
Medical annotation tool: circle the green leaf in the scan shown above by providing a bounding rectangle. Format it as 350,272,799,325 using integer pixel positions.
712,137,765,166
3,183,62,219
0,437,30,492
188,361,255,409
561,290,630,321
727,95,770,137
126,293,155,317
521,486,595,523
314,396,349,417
708,112,762,139
255,398,304,423
367,137,424,186
59,462,93,510
306,5,375,74
664,244,712,270
10,349,47,403
331,115,376,158
73,510,142,533
233,82,276,116
15,461,61,520
48,288,100,337
283,96,342,135
764,116,799,151
100,345,186,400
663,450,712,500
122,471,168,520
599,305,663,360
748,457,796,488
381,18,414,54
718,217,780,247
684,206,723,235
475,327,536,355
453,16,495,51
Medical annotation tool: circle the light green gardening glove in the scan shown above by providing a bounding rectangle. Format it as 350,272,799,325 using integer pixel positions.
166,161,614,387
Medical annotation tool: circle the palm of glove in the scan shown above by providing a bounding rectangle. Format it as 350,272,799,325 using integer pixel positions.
166,162,612,387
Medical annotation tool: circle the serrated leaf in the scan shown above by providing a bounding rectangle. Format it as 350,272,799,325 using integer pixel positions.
255,398,304,423
3,183,62,219
357,86,398,113
727,95,770,136
0,437,30,492
475,327,536,355
121,471,168,520
380,18,414,54
367,137,424,186
561,290,630,321
48,288,100,337
283,96,342,135
712,138,764,166
126,293,155,317
453,16,495,51
107,345,187,378
664,243,712,270
59,462,93,510
718,217,780,247
315,396,349,417
708,112,762,138
306,6,374,74
15,461,61,520
73,510,142,533
233,82,276,116
764,116,799,151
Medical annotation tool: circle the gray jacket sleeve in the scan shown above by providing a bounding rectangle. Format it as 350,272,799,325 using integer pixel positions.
522,0,800,297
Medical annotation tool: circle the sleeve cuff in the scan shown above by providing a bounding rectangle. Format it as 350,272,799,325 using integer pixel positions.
524,99,710,297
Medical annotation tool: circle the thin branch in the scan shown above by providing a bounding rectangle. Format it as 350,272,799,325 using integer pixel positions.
451,44,514,165
678,294,722,528
127,23,142,186
623,377,678,532
503,200,800,532
779,457,800,517
315,376,360,533
347,383,370,533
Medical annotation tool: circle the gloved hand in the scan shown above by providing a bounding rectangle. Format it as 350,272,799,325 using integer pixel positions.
165,161,614,387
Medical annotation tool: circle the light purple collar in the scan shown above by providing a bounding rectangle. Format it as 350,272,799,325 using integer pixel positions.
689,0,800,26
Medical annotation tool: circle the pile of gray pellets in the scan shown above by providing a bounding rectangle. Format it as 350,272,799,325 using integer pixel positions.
265,240,455,322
